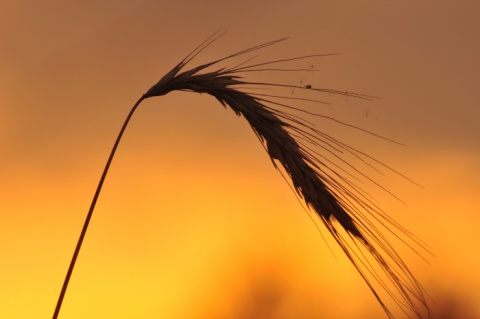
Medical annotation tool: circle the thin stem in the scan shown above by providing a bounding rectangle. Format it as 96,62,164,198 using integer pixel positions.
52,95,147,319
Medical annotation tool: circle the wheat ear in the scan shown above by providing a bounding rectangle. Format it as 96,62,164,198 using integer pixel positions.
53,33,429,318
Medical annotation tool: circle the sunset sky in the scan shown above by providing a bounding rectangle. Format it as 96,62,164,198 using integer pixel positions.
1,1,479,318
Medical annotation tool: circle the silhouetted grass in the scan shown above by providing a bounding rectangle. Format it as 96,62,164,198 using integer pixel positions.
53,32,430,319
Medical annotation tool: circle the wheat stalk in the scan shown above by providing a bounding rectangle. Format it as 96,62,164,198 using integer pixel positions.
53,32,430,318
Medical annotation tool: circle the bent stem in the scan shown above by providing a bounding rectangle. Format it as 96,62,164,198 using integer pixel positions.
52,95,146,319
51,34,429,318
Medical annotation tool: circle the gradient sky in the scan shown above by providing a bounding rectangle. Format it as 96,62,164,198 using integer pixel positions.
1,1,479,318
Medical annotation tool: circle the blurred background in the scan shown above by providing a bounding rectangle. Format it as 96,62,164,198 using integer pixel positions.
1,1,479,318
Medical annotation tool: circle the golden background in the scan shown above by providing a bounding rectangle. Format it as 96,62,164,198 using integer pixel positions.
1,1,479,318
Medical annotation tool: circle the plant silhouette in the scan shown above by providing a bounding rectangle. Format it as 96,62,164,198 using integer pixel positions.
53,32,430,319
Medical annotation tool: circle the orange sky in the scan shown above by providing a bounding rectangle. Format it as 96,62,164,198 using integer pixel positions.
1,1,479,318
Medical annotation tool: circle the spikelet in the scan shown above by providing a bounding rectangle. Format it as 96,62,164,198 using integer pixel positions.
144,33,430,318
